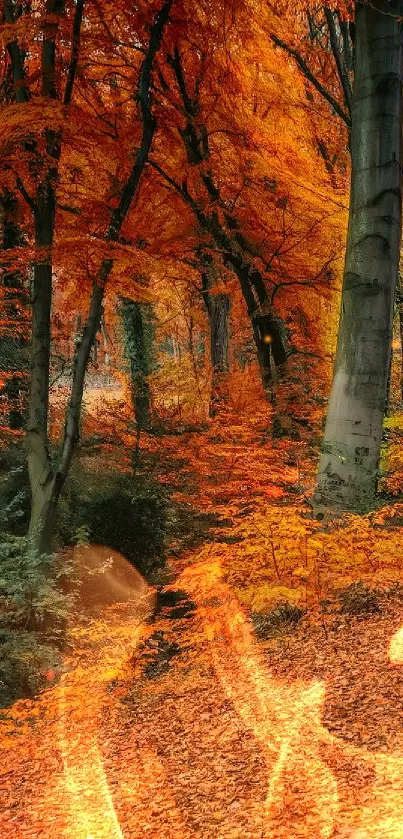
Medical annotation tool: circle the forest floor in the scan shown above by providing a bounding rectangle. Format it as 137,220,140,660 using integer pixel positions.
3,413,403,838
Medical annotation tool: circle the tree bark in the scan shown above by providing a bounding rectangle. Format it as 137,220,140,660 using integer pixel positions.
395,273,403,401
0,191,29,431
27,177,57,553
314,1,403,513
201,267,230,417
121,298,154,430
26,0,64,551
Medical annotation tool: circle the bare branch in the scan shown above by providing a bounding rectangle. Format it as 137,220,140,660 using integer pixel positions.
108,0,173,237
16,176,37,213
323,7,352,117
63,0,86,106
270,33,351,128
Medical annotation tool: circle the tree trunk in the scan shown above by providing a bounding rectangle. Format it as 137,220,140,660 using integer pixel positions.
400,306,403,402
121,298,154,430
396,274,403,401
200,253,231,416
314,1,403,513
204,291,230,417
27,180,56,553
28,476,59,556
24,0,64,552
0,190,29,431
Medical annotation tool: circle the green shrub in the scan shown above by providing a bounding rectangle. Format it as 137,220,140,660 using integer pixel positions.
57,463,168,581
0,443,30,535
0,630,60,707
0,536,76,707
0,536,76,640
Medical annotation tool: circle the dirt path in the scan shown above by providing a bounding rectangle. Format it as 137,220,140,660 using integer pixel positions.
2,424,403,838
4,566,403,838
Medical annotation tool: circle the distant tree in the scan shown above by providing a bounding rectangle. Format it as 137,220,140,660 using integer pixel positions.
121,296,155,431
198,249,230,417
153,43,289,392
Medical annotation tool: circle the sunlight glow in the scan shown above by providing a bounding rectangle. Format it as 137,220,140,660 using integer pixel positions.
54,548,155,839
389,624,403,664
180,560,403,839
40,553,403,839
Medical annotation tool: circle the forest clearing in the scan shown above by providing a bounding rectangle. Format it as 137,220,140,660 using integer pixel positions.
2,1,403,837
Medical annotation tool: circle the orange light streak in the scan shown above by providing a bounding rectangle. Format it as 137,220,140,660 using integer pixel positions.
4,554,403,838
180,560,403,839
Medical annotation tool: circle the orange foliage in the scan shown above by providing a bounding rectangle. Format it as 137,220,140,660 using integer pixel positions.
3,5,403,839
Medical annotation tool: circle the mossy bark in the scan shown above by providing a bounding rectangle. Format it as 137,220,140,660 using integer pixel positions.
121,298,154,430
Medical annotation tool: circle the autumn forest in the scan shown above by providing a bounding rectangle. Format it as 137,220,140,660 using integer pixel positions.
2,1,403,837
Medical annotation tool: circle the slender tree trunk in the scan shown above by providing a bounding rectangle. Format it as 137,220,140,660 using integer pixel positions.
314,1,403,513
200,253,230,416
25,1,65,552
0,191,29,431
234,263,288,390
121,298,154,430
27,178,57,553
157,46,289,395
204,291,230,416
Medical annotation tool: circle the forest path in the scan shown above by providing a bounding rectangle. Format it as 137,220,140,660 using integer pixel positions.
3,566,403,838
2,419,403,837
121,420,403,838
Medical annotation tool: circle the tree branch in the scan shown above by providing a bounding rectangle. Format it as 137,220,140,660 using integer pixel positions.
167,45,198,115
270,33,351,128
323,7,352,118
336,11,354,72
63,0,86,106
16,176,37,212
108,0,173,238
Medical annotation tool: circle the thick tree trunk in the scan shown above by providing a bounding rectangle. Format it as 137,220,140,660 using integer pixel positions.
314,1,403,512
400,307,403,402
121,298,154,430
395,274,403,401
28,477,59,556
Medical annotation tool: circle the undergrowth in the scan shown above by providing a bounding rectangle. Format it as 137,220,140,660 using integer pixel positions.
0,536,76,707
